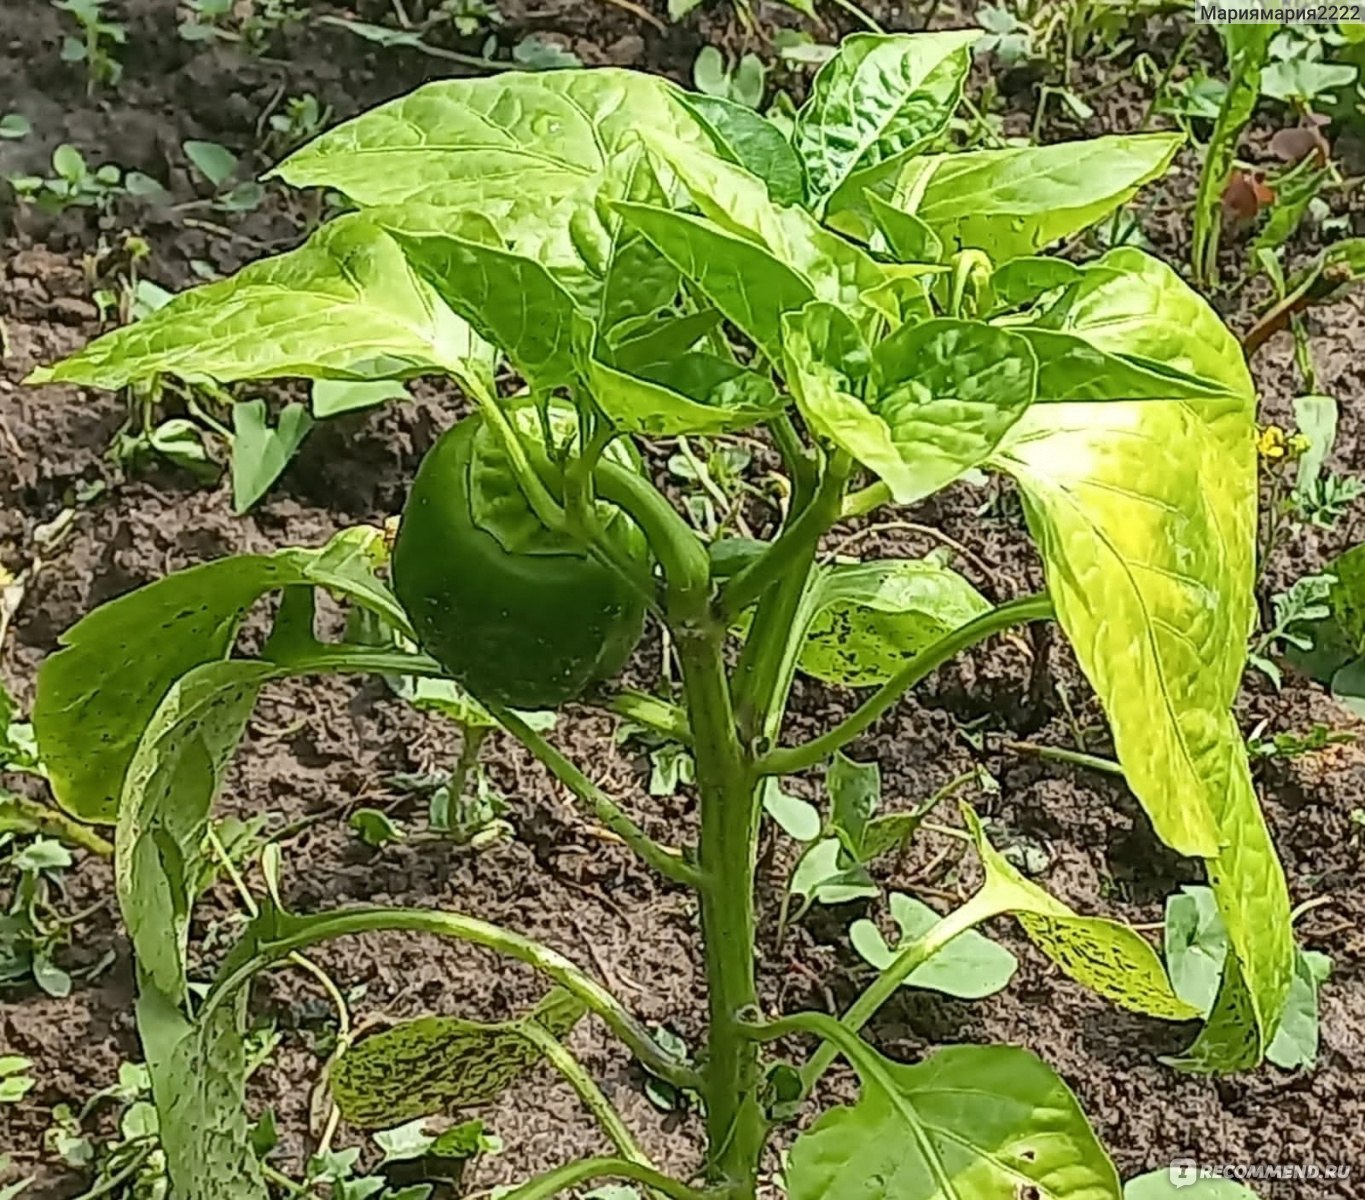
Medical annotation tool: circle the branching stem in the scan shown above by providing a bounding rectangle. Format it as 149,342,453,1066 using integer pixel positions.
758,594,1054,775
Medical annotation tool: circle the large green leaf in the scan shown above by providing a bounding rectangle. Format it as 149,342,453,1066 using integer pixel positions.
384,227,583,390
276,73,706,331
34,530,408,822
1019,328,1242,405
794,31,976,216
587,352,783,436
329,990,585,1127
990,248,1293,1067
890,134,1181,262
785,304,1038,504
28,217,491,391
796,557,991,686
275,70,705,220
788,1037,1120,1200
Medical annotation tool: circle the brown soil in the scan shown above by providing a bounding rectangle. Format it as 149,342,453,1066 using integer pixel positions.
2,1,1364,1197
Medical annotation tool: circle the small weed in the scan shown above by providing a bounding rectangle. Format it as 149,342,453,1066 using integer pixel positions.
1250,571,1336,688
1248,721,1354,761
693,47,766,110
53,0,126,92
9,144,125,213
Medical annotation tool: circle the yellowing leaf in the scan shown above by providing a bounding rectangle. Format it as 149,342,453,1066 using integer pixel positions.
990,248,1293,1067
961,806,1200,1020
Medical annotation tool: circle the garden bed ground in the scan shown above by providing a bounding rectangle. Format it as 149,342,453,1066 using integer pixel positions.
2,1,1365,1196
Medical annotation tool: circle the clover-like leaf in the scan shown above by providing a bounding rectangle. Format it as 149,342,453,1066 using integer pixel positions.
851,892,1018,999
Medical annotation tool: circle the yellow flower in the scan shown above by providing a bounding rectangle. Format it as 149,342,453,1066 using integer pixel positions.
1288,433,1311,456
1257,425,1289,459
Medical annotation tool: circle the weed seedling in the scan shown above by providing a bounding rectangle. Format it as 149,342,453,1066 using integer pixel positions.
52,0,126,92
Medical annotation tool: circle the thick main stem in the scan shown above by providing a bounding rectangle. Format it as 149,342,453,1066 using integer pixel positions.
677,625,766,1199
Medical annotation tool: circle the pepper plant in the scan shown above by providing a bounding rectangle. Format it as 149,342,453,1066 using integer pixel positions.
30,31,1295,1200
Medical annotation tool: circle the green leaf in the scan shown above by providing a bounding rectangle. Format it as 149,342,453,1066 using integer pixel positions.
350,808,404,847
681,94,805,207
117,661,278,998
961,806,1200,1020
787,1038,1119,1200
1164,886,1226,1013
797,557,991,686
231,399,313,514
587,351,783,436
988,248,1293,1067
1261,57,1357,103
276,71,707,310
614,203,816,363
990,249,1249,858
851,892,1018,999
866,192,943,263
329,990,585,1127
34,529,408,822
762,779,821,842
1124,1171,1259,1199
385,227,582,390
28,218,492,392
1164,885,1329,1071
136,987,267,1200
794,31,976,215
311,378,409,418
1266,949,1331,1070
184,139,238,188
790,838,878,908
785,305,1038,505
891,134,1181,262
638,132,886,323
1290,393,1337,499
277,70,703,211
826,752,879,856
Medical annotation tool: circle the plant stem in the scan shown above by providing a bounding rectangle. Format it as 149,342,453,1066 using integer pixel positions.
498,1157,708,1200
598,689,693,745
519,1021,652,1166
795,896,996,1091
448,724,490,807
732,453,851,743
676,625,766,1198
0,794,113,856
720,453,849,621
201,905,697,1089
596,460,711,625
758,594,1054,775
494,707,701,888
1002,739,1125,778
